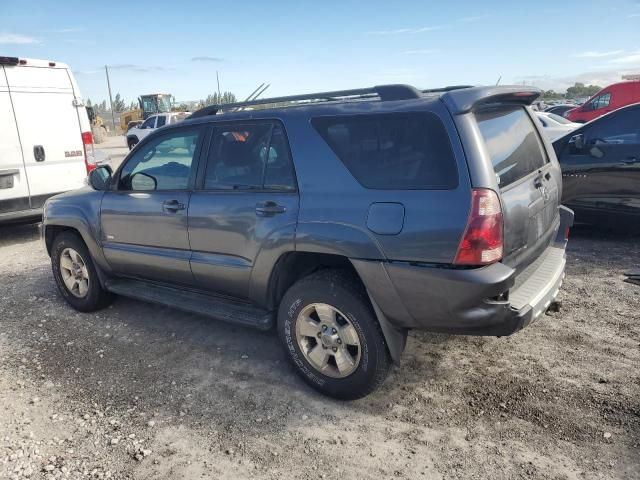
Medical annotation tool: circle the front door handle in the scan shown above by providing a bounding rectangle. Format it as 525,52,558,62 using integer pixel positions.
162,200,186,212
33,145,45,162
622,157,638,165
533,174,544,189
255,201,286,216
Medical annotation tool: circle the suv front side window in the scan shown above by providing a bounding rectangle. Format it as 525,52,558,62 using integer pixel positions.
586,108,640,146
156,115,167,128
119,127,202,191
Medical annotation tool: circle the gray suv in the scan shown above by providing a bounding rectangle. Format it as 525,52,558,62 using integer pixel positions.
43,84,573,399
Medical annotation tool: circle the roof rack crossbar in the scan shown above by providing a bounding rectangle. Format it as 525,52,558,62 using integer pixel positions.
189,84,422,118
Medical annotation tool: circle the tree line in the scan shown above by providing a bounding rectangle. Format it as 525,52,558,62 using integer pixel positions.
542,82,602,101
87,91,238,113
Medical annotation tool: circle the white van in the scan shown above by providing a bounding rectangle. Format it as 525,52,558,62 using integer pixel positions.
0,56,95,223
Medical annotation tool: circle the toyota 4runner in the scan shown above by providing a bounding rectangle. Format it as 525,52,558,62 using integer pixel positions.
43,84,573,399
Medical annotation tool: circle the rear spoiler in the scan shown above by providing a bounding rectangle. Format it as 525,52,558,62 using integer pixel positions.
440,86,541,114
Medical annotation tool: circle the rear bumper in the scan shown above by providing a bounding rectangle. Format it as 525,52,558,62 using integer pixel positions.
353,206,574,336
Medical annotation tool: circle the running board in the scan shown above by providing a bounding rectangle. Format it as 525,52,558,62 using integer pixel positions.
104,279,274,330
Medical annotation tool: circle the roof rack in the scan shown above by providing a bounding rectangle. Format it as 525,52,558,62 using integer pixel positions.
189,84,424,118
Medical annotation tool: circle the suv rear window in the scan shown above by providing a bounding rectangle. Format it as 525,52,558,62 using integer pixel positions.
476,107,547,188
312,112,458,190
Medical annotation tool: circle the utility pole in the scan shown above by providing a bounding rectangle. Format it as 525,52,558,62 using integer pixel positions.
104,65,116,131
216,71,221,97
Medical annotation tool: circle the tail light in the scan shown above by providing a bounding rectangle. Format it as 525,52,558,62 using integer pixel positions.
454,188,503,266
82,131,96,173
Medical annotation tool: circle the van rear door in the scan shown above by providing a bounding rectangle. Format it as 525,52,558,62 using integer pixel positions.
0,65,31,216
5,64,87,209
474,106,561,273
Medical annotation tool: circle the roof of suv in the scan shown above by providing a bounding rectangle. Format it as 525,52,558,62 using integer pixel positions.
178,84,541,129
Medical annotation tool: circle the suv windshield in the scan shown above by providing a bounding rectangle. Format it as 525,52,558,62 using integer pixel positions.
476,107,547,188
140,95,172,114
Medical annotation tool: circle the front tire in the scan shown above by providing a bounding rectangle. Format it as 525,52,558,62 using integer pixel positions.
51,231,113,312
278,270,391,400
127,136,138,150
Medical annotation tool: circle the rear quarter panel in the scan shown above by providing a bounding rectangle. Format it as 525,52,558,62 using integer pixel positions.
286,100,470,264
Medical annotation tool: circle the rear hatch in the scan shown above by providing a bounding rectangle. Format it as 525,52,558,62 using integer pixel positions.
474,105,561,273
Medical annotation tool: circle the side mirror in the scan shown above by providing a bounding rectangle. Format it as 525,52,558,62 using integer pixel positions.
571,133,585,150
130,172,157,191
589,146,604,159
88,165,112,191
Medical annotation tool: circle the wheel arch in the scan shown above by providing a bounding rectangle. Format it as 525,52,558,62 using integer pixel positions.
267,251,407,363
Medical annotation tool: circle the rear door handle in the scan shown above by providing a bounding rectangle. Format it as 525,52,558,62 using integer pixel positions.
33,145,45,162
162,200,186,212
255,201,286,216
622,157,638,164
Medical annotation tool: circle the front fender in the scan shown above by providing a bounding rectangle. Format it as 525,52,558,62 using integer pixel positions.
43,190,110,273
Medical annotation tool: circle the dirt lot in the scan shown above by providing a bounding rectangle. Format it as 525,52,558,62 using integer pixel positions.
0,223,638,480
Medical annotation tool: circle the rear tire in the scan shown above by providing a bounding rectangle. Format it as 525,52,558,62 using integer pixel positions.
51,231,113,312
127,136,138,150
278,269,391,400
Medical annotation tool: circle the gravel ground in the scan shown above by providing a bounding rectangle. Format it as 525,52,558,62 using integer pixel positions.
0,222,638,480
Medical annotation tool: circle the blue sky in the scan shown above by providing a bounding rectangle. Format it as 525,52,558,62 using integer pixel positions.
1,0,639,105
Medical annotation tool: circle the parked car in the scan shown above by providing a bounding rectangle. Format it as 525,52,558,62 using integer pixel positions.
554,103,640,228
535,112,581,141
564,81,640,123
42,84,573,399
126,112,189,149
126,120,143,132
544,104,577,117
0,56,95,223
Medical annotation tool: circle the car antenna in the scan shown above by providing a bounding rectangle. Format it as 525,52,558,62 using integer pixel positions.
253,83,270,100
495,75,502,86
245,83,265,102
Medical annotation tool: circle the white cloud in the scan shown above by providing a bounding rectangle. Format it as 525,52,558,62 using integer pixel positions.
514,68,637,92
192,56,224,62
367,26,443,35
47,27,86,33
608,51,640,64
401,49,440,55
628,13,640,17
0,33,40,45
458,14,491,23
574,50,624,58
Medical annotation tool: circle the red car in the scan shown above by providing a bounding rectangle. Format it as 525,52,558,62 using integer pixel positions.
565,80,640,123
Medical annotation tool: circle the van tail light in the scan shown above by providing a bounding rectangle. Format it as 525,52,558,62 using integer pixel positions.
454,188,504,266
81,131,96,173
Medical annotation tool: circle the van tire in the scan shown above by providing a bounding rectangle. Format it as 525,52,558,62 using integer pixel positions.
127,136,138,150
278,269,392,400
51,231,113,312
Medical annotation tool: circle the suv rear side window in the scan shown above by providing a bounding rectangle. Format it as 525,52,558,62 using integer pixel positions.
312,112,458,189
476,107,547,188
